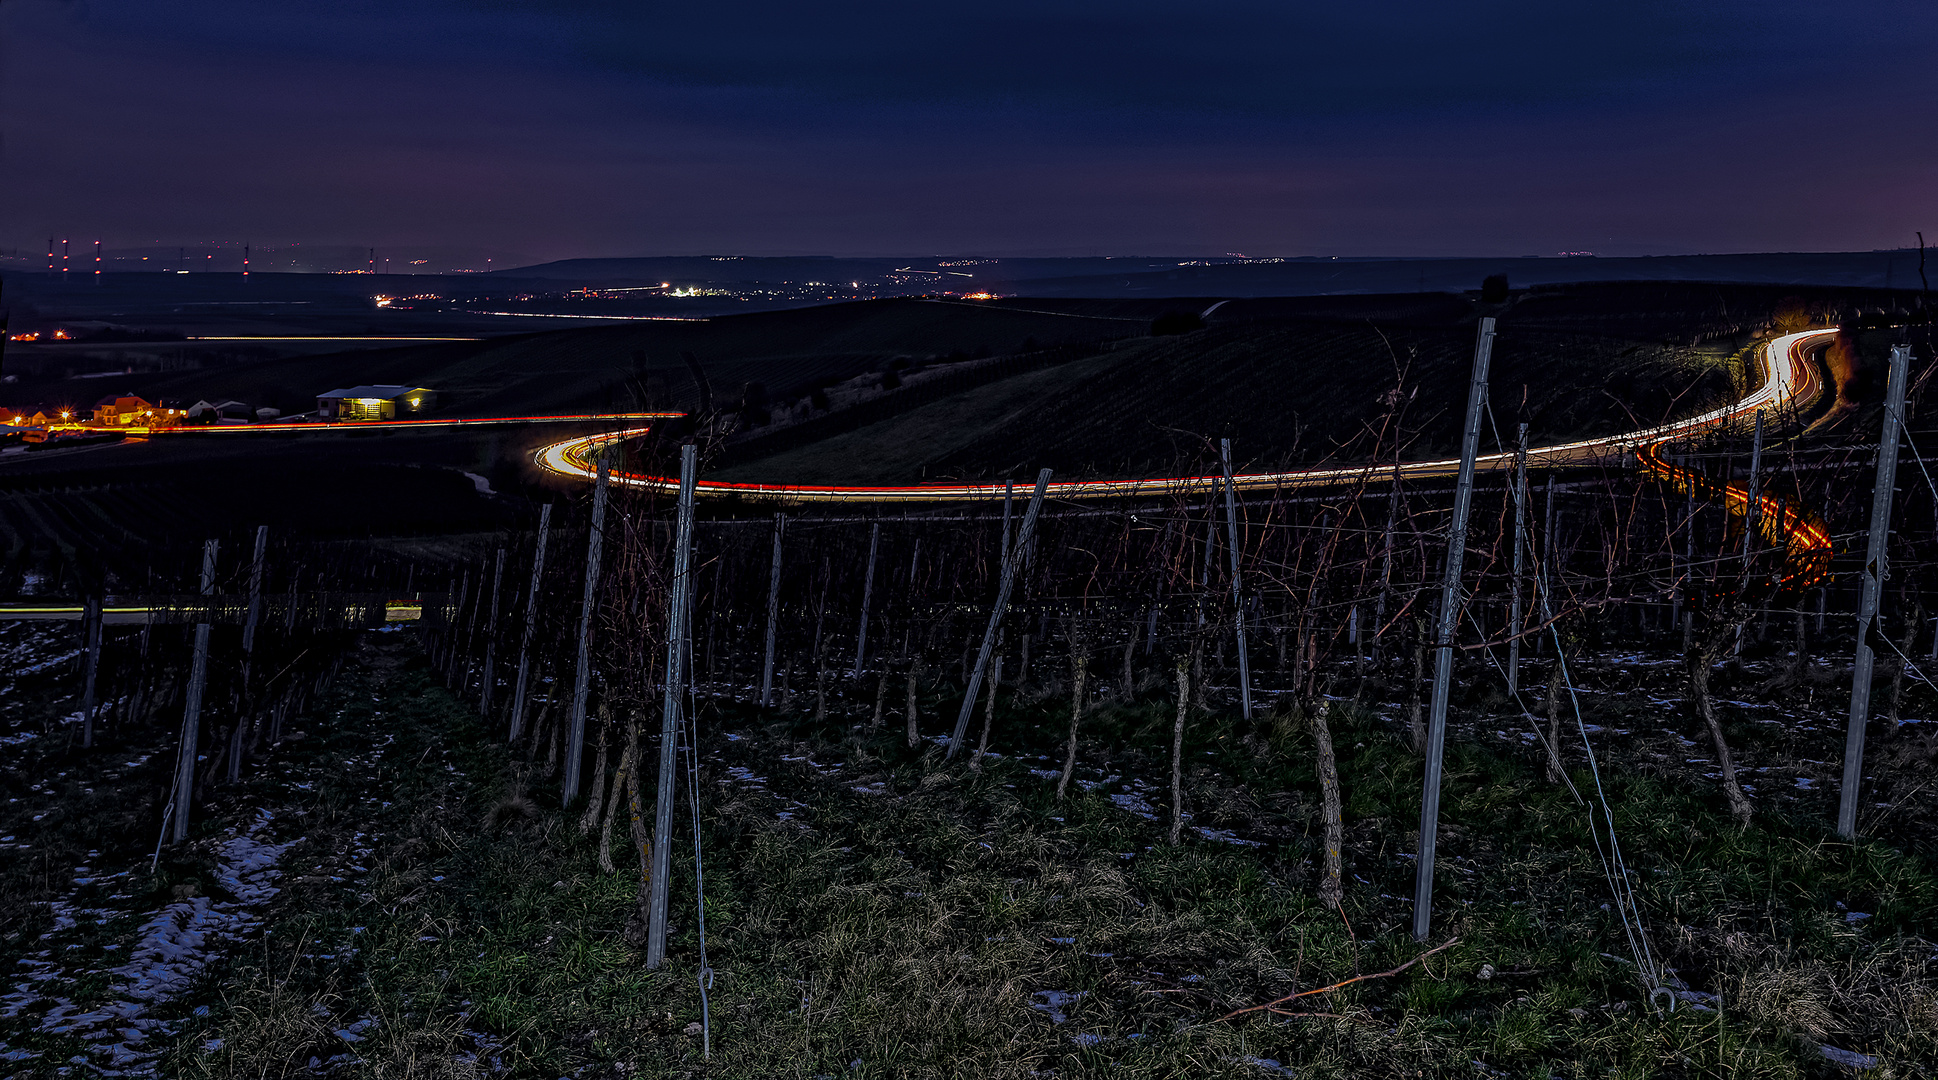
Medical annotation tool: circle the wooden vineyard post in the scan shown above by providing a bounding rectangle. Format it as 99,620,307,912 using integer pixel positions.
508,503,553,744
760,513,786,707
1507,424,1529,695
1375,464,1399,662
1198,481,1216,628
1734,411,1765,657
479,547,507,717
852,522,880,679
648,444,700,969
172,539,218,844
971,633,1003,771
948,468,1053,758
684,538,702,697
228,525,268,782
242,525,267,660
457,562,482,689
1681,454,1697,652
1001,481,1014,558
1055,651,1089,800
563,453,612,805
1544,473,1559,657
1170,656,1190,845
1220,439,1252,720
1413,316,1493,942
1349,605,1361,671
79,593,102,749
1839,345,1910,838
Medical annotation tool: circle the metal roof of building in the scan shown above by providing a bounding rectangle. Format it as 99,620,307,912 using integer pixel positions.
316,385,429,398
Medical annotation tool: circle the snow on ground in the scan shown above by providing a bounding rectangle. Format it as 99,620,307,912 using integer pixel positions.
0,621,84,734
0,810,301,1074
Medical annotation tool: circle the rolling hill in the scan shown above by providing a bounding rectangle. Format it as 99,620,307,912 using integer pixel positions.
79,298,1150,421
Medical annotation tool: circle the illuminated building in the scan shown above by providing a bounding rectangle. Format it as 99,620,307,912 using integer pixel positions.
315,385,437,421
91,394,160,426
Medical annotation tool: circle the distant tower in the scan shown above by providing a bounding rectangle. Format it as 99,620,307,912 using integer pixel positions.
61,238,69,277
94,239,102,282
368,247,375,275
46,237,53,272
179,246,186,273
243,244,250,276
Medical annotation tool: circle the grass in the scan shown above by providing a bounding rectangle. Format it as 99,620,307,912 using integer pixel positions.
78,632,1929,1078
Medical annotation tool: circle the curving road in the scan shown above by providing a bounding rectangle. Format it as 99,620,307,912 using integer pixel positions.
1637,437,1832,594
533,328,1837,503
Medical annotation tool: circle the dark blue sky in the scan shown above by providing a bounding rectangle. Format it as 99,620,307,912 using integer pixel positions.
4,0,1934,262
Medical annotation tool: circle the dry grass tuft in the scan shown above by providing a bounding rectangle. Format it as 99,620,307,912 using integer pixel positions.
483,778,540,830
1735,962,1839,1040
190,971,344,1079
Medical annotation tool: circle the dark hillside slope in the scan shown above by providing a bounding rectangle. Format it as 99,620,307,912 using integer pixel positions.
713,294,1759,484
114,299,1145,418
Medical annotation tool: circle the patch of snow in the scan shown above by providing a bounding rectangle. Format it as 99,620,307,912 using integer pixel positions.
0,810,300,1073
1817,1044,1878,1070
1109,792,1158,819
1674,989,1718,1012
1194,827,1264,848
1028,989,1085,1023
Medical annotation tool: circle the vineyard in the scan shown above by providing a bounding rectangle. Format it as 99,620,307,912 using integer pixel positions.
2,289,1937,1076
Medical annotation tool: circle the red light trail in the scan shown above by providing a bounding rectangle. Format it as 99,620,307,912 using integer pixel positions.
534,329,1838,505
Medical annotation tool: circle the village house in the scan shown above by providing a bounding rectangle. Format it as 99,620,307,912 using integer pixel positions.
316,385,437,421
185,399,259,423
90,394,162,426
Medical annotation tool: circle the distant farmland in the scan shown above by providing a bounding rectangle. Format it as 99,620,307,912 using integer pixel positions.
95,298,1152,421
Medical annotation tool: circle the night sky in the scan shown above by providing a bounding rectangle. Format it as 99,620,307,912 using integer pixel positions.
4,1,1934,262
